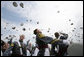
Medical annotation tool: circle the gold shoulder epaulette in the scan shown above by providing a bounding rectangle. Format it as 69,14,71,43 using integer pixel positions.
11,43,14,47
38,33,45,38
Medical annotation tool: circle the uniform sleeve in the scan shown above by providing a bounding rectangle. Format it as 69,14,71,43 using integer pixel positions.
39,36,53,44
60,34,68,40
51,39,60,44
3,46,13,56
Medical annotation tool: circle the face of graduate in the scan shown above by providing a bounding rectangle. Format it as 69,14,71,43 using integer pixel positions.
20,35,25,40
2,43,9,50
37,29,42,34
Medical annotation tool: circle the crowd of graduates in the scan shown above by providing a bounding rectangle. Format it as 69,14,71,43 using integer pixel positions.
1,29,69,56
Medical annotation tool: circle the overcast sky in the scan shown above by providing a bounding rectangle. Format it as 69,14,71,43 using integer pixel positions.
1,1,83,45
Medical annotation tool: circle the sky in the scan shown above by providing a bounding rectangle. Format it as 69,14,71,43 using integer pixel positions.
1,1,83,45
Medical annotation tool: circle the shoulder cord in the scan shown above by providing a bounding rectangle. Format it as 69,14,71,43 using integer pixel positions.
18,41,23,55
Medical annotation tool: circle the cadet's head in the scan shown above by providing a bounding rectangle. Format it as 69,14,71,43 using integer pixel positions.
54,32,59,38
33,29,42,35
2,43,9,50
20,34,25,40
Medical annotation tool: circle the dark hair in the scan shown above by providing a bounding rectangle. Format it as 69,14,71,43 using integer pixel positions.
1,40,5,46
54,32,59,38
33,29,38,35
